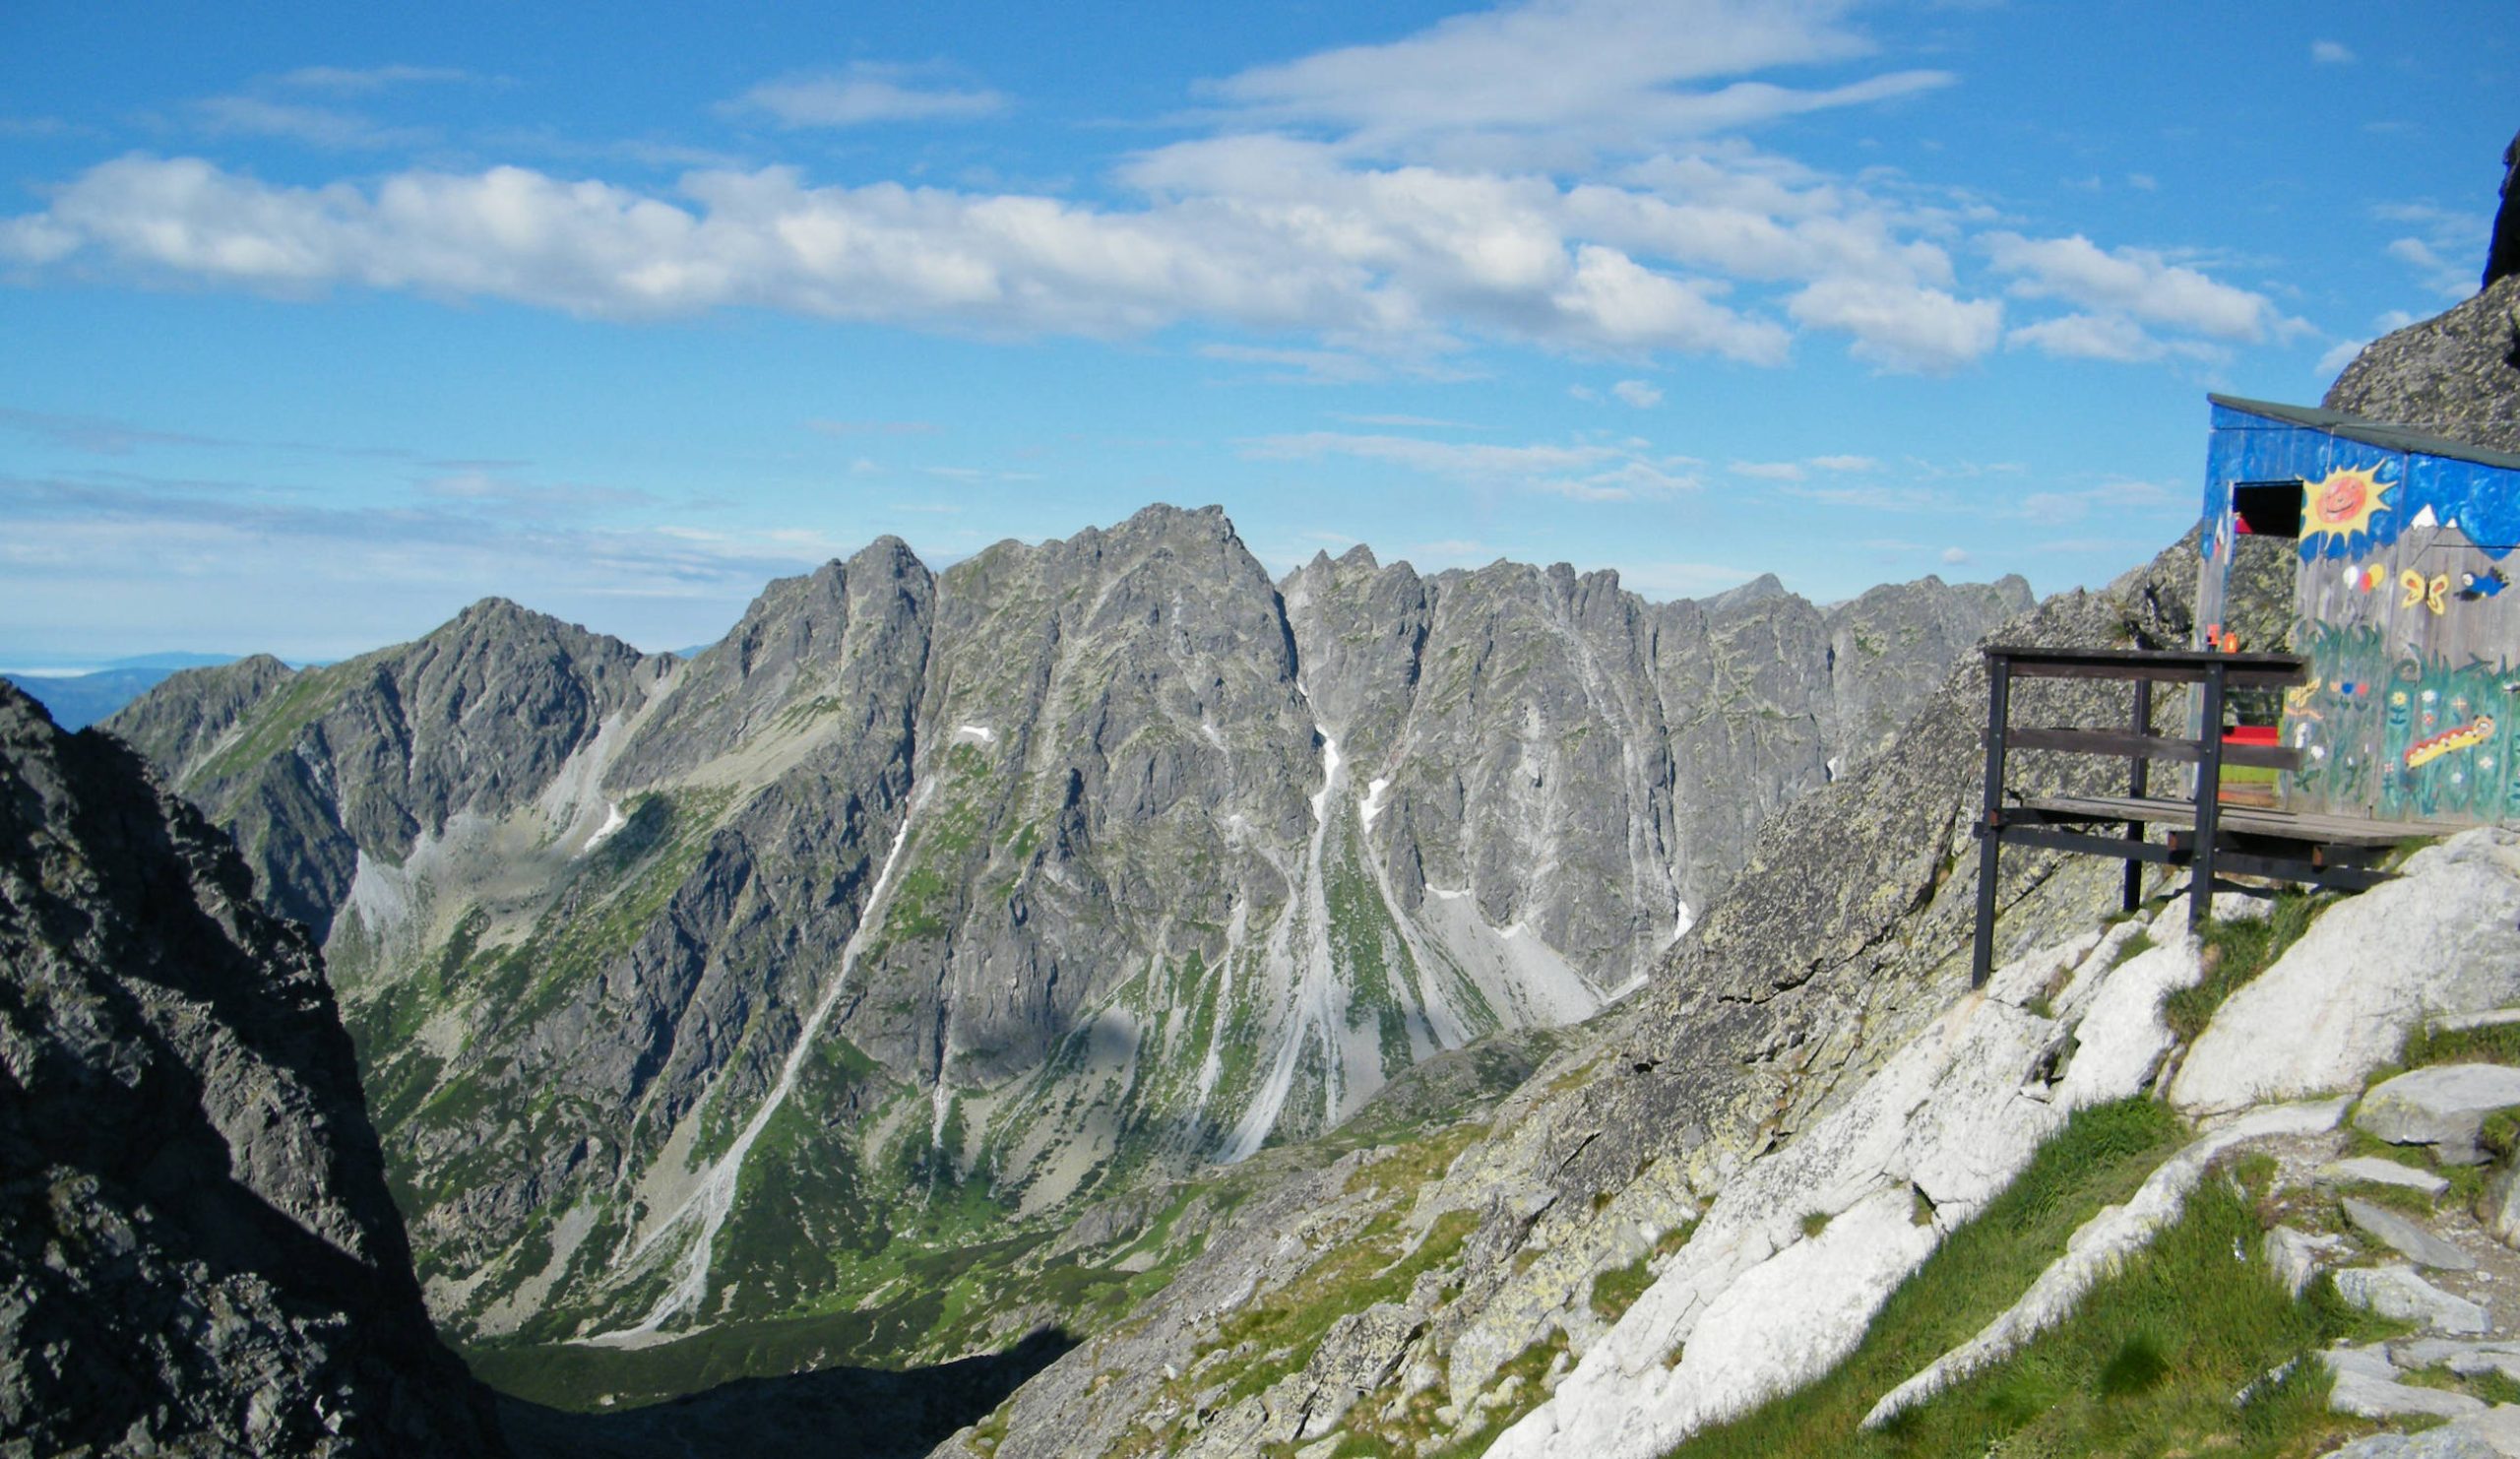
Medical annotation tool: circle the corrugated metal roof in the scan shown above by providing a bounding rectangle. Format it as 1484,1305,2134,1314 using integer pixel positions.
2209,393,2520,473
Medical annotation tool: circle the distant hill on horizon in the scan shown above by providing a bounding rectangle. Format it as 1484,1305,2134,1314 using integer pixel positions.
4,653,249,729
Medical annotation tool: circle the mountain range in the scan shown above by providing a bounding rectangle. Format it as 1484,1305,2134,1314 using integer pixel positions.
101,516,2024,1369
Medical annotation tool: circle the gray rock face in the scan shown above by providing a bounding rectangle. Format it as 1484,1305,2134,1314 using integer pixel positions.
110,602,666,938
107,503,2024,1355
2324,274,2520,453
0,681,505,1455
2345,1197,2479,1272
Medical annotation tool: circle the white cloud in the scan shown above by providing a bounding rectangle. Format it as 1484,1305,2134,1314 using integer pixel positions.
0,3,2283,385
2309,39,2356,64
1731,460,1804,480
1611,378,1663,407
1787,275,2001,371
11,153,1825,364
726,64,1008,128
1984,231,2292,344
1808,453,1877,472
1939,544,1970,564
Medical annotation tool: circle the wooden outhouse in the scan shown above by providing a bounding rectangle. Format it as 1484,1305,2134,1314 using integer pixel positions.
2196,395,2520,828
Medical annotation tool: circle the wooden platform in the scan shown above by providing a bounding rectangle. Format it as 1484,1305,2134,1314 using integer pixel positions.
2011,793,2428,848
1969,642,2423,986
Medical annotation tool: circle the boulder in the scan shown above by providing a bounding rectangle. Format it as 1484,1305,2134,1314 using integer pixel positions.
2325,1344,2490,1421
2358,1064,2520,1166
2344,1197,2478,1271
2336,1266,2492,1335
2171,831,2520,1118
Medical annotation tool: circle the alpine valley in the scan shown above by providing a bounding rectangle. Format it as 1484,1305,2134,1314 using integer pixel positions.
100,514,2028,1387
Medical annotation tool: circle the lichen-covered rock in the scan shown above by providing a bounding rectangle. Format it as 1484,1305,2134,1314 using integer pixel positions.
0,681,505,1455
2325,275,2520,453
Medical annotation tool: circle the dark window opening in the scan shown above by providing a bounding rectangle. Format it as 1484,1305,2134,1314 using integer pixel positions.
2232,479,2303,539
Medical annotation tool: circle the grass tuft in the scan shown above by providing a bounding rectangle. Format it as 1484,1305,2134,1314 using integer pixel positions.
2164,892,2328,1044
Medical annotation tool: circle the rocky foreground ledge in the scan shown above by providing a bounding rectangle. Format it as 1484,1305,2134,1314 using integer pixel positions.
0,680,505,1456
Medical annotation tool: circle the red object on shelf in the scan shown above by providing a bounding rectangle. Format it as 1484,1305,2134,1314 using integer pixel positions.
2219,724,2280,806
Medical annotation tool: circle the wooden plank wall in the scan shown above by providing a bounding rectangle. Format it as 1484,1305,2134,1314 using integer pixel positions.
2283,519,2518,826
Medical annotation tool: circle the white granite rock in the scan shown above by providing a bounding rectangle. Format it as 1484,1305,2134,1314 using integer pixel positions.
2172,830,2520,1117
2336,1265,2492,1335
2321,1158,2453,1198
2359,1064,2520,1166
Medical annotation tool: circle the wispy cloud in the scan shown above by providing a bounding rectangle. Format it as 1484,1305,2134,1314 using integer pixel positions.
805,417,938,436
2309,39,2357,65
724,63,1009,128
1243,429,1695,501
2374,203,2487,297
276,64,485,94
1200,0,1947,160
1984,231,2300,360
190,95,434,151
1611,378,1663,408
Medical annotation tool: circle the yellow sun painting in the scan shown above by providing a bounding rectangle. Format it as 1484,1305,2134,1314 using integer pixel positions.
2300,465,2393,558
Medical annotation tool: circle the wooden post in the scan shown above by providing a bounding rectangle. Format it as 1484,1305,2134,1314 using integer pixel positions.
2191,660,2227,933
1973,653,2012,986
2123,677,2152,914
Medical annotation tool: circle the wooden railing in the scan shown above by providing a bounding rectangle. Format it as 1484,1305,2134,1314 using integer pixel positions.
1970,645,2354,986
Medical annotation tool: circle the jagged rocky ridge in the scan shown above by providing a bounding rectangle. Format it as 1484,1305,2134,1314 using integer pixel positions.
106,508,2026,1354
0,679,506,1455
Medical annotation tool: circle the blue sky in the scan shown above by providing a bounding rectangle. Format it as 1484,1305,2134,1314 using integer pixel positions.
1,1,2511,666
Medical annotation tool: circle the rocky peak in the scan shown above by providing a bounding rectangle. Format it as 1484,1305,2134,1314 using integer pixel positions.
1702,571,1789,613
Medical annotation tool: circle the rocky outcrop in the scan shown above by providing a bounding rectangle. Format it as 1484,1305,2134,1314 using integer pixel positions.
106,504,2024,1356
2324,275,2520,454
0,680,504,1455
